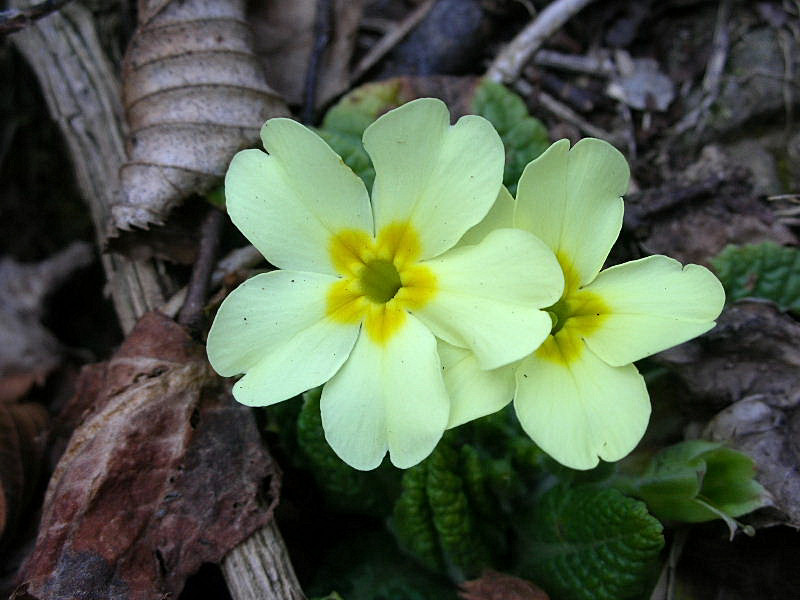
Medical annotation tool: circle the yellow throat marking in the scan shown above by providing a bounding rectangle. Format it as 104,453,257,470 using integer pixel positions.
536,252,610,365
326,222,437,344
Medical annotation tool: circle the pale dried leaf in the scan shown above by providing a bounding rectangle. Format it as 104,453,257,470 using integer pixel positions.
607,52,674,111
249,0,364,106
115,0,287,232
17,312,278,600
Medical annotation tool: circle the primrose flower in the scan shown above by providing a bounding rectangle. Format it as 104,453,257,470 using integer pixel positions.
442,138,725,470
206,99,564,470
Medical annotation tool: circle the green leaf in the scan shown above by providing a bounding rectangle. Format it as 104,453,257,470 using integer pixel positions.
426,440,492,579
296,388,400,516
468,80,549,194
711,242,800,312
392,435,492,580
306,530,457,600
516,485,664,600
617,440,767,526
393,459,444,573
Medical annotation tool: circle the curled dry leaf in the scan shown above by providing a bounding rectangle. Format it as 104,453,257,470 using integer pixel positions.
0,401,49,545
460,570,550,600
656,301,800,527
16,312,278,600
115,0,287,233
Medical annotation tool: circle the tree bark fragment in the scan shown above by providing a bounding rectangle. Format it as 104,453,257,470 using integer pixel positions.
10,2,304,598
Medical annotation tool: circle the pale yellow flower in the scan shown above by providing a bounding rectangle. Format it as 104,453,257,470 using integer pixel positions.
207,99,563,470
441,139,725,469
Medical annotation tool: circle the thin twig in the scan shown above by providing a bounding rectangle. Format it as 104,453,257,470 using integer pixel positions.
302,0,333,124
177,208,225,332
778,28,795,138
537,70,599,112
350,0,436,84
767,193,800,202
702,0,731,93
534,49,615,76
671,0,730,136
535,88,620,142
212,245,264,285
617,101,637,161
486,0,596,83
0,0,71,35
161,245,265,319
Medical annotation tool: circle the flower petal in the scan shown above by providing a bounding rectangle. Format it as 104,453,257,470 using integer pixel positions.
457,186,516,247
207,271,359,406
321,314,449,470
582,255,725,366
413,228,564,370
515,138,628,287
515,346,650,470
439,341,516,429
226,119,372,274
363,98,504,259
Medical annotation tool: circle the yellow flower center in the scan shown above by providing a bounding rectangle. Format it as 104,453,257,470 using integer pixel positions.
326,221,437,344
536,253,610,365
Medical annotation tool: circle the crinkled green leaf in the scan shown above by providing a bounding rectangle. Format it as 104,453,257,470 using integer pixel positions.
468,80,549,194
516,485,664,600
711,242,800,312
306,530,456,600
392,435,492,580
458,405,547,502
459,444,495,519
393,460,444,573
427,440,491,579
296,388,400,516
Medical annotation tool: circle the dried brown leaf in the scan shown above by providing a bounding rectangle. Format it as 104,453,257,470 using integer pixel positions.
17,312,278,600
656,301,800,527
249,0,364,107
626,148,796,267
460,570,550,600
115,0,287,233
0,401,48,544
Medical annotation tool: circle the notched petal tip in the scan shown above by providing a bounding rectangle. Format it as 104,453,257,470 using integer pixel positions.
514,349,650,470
583,255,727,366
515,137,629,288
364,97,506,260
571,137,631,197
